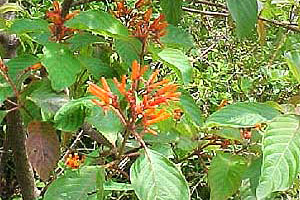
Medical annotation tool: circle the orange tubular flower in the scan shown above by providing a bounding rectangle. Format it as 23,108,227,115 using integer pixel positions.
65,153,85,169
88,60,181,137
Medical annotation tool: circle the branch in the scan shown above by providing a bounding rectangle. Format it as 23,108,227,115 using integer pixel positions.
182,6,300,32
182,7,229,17
61,0,74,18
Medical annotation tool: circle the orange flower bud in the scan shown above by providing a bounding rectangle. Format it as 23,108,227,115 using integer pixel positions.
101,77,111,92
131,60,140,80
30,63,42,70
88,83,110,104
145,112,171,125
144,8,152,22
149,79,169,89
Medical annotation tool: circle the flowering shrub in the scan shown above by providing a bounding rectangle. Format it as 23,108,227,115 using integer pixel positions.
1,0,300,200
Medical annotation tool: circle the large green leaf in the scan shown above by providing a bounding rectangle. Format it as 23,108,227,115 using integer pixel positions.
10,19,49,34
286,51,300,83
29,79,69,117
54,97,93,132
6,54,39,83
79,56,116,79
42,43,82,91
226,0,258,37
206,102,280,128
65,10,128,37
104,181,133,191
0,81,13,104
44,166,104,200
115,37,142,67
256,115,300,199
208,154,248,200
86,106,123,146
158,48,192,85
161,25,194,50
130,149,190,200
160,0,182,25
68,32,103,51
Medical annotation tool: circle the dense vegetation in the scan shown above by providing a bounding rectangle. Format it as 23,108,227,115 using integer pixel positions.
1,0,300,199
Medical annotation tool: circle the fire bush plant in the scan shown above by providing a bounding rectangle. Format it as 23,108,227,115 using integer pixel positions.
2,0,300,199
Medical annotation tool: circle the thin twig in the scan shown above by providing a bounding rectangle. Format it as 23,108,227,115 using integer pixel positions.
182,7,229,17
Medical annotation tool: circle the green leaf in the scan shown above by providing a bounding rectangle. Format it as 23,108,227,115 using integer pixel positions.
214,127,242,141
68,32,103,51
6,54,39,83
10,19,49,34
44,166,103,200
206,102,280,128
86,106,123,146
256,115,300,199
79,56,116,79
0,110,7,124
0,82,13,104
104,181,133,191
54,97,93,132
96,167,105,200
161,25,194,49
130,149,190,200
286,51,300,83
226,0,258,37
0,3,22,14
180,92,203,127
42,43,82,91
65,10,128,37
29,79,69,116
115,37,142,67
158,48,192,85
208,154,248,200
160,0,182,25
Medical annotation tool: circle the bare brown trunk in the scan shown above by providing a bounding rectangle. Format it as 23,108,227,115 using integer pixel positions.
6,99,36,200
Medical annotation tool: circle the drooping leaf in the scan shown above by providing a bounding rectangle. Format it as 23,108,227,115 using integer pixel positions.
226,0,258,37
160,0,182,25
26,121,60,181
10,19,49,34
158,48,192,85
86,106,123,146
6,54,39,83
180,92,203,127
286,51,300,84
96,167,105,200
54,97,93,132
130,149,190,200
256,115,300,199
68,32,103,51
79,56,116,79
44,166,104,200
0,3,22,14
42,43,82,91
115,37,142,67
161,25,194,49
65,10,128,37
206,102,280,128
208,154,248,200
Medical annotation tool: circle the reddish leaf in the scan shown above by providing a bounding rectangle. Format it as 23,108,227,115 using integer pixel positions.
26,121,60,181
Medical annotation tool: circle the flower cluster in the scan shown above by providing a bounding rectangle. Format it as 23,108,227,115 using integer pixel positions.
65,153,85,169
46,1,79,41
88,60,180,135
114,0,168,44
